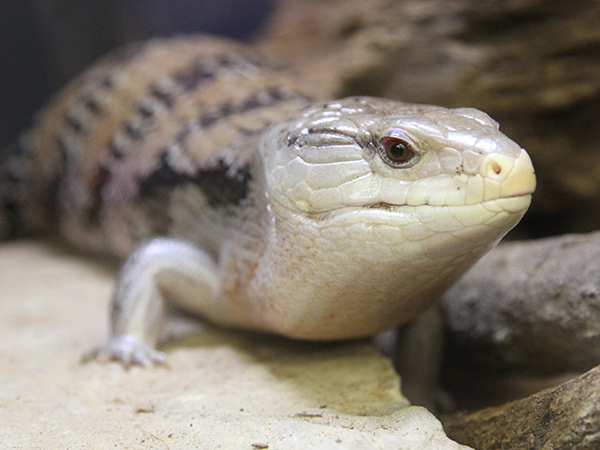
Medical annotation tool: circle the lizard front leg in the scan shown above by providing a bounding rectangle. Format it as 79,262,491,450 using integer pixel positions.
85,237,219,366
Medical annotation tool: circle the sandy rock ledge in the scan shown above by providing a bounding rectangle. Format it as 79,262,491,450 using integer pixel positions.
0,240,470,450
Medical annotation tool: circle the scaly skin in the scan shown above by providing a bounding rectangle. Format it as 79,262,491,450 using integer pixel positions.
0,36,535,365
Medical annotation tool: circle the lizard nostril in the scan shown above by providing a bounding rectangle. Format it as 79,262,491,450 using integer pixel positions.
480,155,511,181
489,160,502,176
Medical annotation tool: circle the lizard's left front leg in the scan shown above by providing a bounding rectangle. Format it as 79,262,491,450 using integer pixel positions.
85,237,219,366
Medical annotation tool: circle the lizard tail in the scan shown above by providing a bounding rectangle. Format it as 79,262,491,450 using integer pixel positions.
0,132,53,239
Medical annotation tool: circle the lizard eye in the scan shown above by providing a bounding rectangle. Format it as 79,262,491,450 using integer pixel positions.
378,129,419,168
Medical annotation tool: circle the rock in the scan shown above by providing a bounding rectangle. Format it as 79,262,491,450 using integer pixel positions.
390,306,445,411
0,240,471,450
443,364,600,450
258,0,600,231
441,231,600,375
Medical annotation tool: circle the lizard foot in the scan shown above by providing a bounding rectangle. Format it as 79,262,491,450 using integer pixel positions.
82,335,167,367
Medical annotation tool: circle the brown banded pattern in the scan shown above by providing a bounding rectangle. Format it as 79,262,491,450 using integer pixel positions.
0,36,313,253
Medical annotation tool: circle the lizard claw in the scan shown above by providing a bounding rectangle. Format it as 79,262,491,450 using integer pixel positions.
82,335,167,368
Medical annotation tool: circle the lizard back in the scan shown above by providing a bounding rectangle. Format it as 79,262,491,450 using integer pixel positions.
0,36,312,256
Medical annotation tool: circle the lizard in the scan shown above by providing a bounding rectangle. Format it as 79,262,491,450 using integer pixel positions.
0,36,536,366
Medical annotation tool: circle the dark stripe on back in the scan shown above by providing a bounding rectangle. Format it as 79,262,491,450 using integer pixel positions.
124,120,145,140
0,140,25,238
64,113,84,134
176,87,309,147
139,153,252,208
107,54,235,152
61,43,146,130
172,60,217,92
81,94,102,115
148,84,176,109
106,52,303,159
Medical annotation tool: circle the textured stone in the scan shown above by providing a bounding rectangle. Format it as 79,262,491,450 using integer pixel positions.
0,240,471,450
441,231,600,375
443,365,600,450
259,0,600,230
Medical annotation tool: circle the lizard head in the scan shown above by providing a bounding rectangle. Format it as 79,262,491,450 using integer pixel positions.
261,96,535,256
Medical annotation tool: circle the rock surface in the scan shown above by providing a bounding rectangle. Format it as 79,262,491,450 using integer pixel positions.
259,0,600,231
443,364,600,450
0,240,471,450
441,231,600,375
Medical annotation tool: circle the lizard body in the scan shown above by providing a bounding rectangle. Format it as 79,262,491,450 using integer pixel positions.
0,36,535,365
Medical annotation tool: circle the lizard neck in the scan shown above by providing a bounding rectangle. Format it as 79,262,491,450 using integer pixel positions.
219,197,518,340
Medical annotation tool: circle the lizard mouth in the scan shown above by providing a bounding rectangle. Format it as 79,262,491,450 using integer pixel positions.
310,193,532,220
363,194,533,212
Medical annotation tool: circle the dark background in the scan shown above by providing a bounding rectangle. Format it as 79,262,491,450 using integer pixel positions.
0,0,274,151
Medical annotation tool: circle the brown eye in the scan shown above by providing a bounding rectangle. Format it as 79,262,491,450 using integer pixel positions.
378,129,419,168
381,137,413,163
